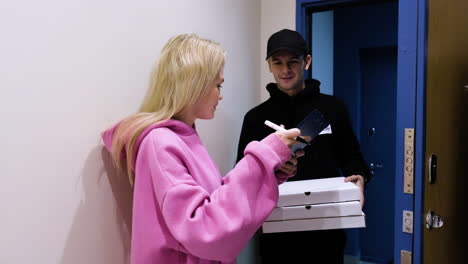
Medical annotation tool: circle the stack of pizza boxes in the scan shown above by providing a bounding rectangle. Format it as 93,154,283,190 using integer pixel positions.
263,177,365,233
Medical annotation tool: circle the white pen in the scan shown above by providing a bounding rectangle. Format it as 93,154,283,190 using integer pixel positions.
264,120,310,145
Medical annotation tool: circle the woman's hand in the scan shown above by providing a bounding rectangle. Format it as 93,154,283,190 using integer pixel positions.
274,127,302,148
273,126,305,184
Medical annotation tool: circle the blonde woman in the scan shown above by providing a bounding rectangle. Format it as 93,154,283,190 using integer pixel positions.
102,34,302,264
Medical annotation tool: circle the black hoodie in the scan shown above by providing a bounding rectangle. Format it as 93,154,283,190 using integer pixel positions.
236,79,371,182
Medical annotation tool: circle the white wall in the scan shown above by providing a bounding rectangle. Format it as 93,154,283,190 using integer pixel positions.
260,0,296,101
0,1,260,263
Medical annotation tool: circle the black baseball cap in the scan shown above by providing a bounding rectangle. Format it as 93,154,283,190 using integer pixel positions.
266,29,308,60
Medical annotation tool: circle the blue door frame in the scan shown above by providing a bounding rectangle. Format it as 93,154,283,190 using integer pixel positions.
296,0,427,263
413,0,427,263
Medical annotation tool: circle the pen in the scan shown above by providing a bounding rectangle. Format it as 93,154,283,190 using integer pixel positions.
264,120,310,145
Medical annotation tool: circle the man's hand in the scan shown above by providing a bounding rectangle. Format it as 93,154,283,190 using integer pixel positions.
276,150,304,184
344,175,365,207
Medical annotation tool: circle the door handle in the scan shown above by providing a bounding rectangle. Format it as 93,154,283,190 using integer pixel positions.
428,153,437,184
425,210,444,229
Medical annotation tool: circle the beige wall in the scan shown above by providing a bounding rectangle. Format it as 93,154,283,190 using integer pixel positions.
235,1,298,263
260,0,296,101
0,0,298,263
0,1,260,263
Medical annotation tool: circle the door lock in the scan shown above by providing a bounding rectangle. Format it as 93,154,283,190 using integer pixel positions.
404,128,414,193
369,162,383,169
369,162,383,176
425,210,444,230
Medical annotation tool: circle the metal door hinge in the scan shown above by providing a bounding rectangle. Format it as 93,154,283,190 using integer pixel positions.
404,128,414,194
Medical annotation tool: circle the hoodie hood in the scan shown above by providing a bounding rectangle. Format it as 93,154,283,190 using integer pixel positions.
266,78,321,99
102,119,196,163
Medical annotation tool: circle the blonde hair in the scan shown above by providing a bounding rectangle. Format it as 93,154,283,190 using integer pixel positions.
110,34,225,184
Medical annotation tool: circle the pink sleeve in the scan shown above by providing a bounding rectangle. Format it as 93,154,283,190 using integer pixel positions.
148,134,290,262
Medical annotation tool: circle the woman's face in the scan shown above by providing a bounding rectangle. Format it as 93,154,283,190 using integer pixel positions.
193,66,224,120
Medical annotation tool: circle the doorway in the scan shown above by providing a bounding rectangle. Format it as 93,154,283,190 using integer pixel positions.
306,1,398,263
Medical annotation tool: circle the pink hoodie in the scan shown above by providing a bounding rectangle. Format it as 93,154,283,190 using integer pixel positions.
102,119,291,264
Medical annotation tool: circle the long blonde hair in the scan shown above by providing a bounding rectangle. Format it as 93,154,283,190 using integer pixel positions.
110,34,225,184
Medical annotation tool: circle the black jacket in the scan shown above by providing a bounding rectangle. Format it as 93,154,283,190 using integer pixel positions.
237,79,371,182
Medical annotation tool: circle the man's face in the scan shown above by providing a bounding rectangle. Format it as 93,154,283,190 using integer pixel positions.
268,51,311,95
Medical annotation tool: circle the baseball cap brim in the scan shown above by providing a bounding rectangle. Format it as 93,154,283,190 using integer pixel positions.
266,47,305,60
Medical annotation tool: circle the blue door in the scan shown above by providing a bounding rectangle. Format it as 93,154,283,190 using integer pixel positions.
297,0,421,263
359,46,397,263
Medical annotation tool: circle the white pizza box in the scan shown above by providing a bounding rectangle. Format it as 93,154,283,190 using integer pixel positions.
262,213,366,233
266,200,362,221
276,177,360,207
